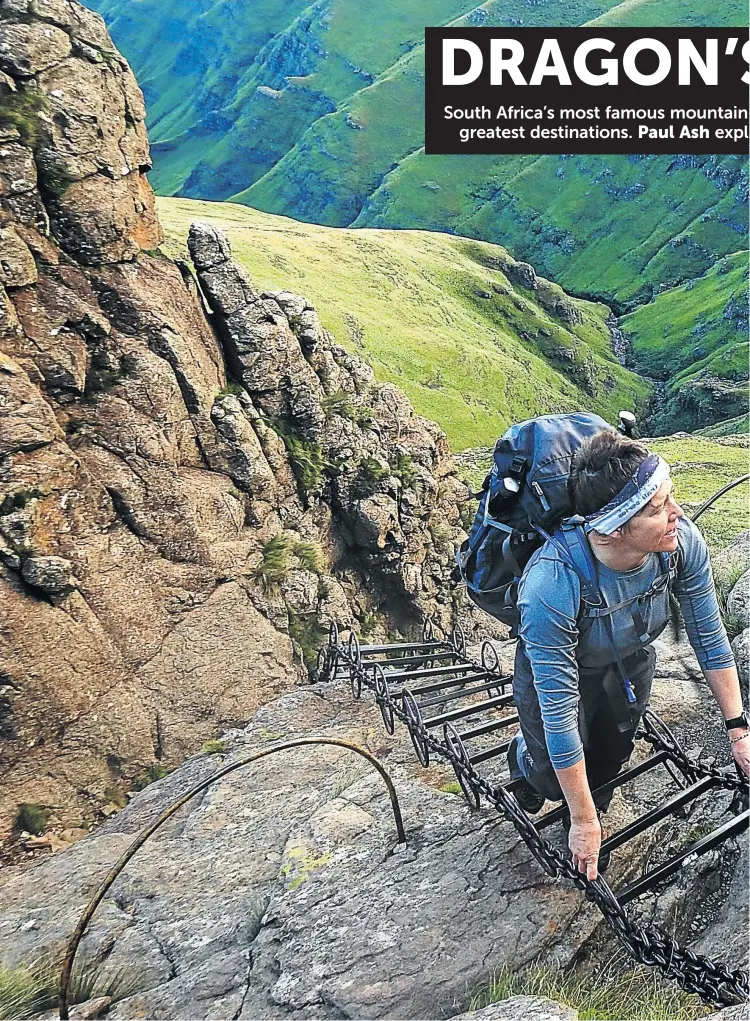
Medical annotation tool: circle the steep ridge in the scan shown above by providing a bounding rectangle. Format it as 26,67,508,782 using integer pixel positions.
0,0,468,840
157,198,651,451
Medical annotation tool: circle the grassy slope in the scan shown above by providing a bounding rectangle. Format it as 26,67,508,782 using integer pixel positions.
622,251,748,380
88,0,314,193
357,154,748,305
158,198,649,450
95,0,747,436
589,0,747,23
237,0,622,225
92,0,748,307
620,251,749,433
92,0,748,304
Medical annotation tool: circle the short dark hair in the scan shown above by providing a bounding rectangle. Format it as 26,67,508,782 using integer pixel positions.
568,430,650,517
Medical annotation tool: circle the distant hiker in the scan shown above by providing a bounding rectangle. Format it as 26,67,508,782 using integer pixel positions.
507,430,750,879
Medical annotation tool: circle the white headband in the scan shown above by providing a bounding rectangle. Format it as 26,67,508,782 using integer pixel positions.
584,455,670,536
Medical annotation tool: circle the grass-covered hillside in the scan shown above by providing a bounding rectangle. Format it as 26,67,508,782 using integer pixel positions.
356,154,747,309
92,0,748,435
91,0,748,304
158,198,649,450
620,252,749,435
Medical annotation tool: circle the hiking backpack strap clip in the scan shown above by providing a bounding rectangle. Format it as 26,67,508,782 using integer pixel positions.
536,517,638,707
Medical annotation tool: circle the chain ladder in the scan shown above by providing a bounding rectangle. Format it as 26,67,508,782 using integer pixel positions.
316,622,749,1009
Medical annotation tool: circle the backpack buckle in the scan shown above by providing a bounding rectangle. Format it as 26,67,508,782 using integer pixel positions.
508,455,526,481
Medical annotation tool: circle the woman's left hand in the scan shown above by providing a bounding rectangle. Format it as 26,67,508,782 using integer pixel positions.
730,733,750,778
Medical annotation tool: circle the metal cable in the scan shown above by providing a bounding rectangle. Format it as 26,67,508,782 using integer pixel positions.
59,738,406,1020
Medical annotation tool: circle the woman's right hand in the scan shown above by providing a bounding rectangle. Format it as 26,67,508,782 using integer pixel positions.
569,816,602,881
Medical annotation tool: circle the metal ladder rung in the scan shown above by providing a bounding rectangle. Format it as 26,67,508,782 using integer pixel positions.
367,651,462,668
616,809,750,905
358,641,446,654
459,715,518,742
600,775,717,855
416,677,509,710
470,736,515,765
377,662,485,683
424,693,513,729
389,671,494,700
535,750,671,831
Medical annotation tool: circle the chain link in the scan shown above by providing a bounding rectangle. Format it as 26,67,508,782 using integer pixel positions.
318,629,749,1008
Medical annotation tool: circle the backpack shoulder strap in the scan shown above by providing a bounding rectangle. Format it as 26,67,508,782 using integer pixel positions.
538,519,638,706
536,519,602,607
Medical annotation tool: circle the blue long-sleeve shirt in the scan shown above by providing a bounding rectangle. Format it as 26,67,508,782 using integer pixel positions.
517,516,734,771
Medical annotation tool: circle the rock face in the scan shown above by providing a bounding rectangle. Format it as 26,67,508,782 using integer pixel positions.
0,0,468,838
451,998,578,1021
0,671,744,1020
0,686,626,1020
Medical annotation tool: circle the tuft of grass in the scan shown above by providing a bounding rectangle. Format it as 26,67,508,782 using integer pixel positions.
131,764,169,792
255,534,294,592
679,822,716,848
265,418,327,499
294,540,324,574
286,435,325,496
216,381,245,399
0,960,56,1021
358,611,379,638
0,87,47,146
85,354,140,399
390,452,417,488
471,963,710,1020
202,739,228,756
322,388,353,418
254,534,325,590
0,954,143,1020
440,781,462,795
713,557,748,642
355,457,391,498
14,804,47,836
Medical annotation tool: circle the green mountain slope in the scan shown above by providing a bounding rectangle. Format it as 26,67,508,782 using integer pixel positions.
91,0,747,432
90,0,747,303
589,0,747,24
157,198,650,449
355,154,747,307
620,251,749,434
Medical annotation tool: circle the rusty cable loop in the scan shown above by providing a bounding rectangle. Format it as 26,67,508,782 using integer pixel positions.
59,738,406,1020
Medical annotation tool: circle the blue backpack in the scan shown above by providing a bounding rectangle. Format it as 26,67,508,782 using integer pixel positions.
456,412,679,706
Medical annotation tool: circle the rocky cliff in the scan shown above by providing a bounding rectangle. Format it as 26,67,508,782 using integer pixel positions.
0,0,467,841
